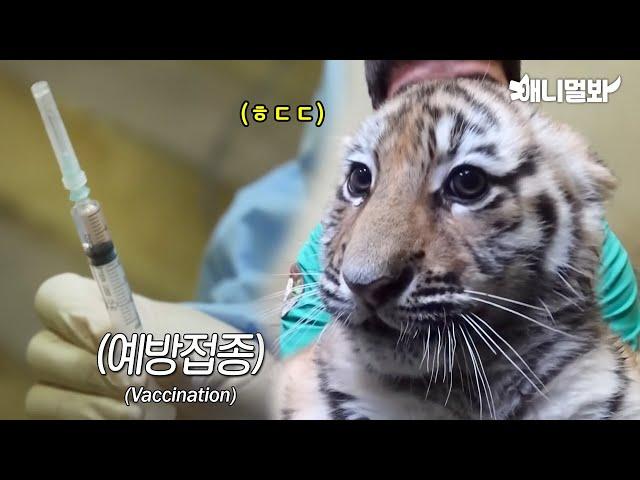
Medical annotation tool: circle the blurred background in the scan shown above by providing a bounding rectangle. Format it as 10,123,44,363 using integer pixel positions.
0,60,637,418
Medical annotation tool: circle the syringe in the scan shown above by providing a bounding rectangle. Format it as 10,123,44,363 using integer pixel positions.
32,81,143,334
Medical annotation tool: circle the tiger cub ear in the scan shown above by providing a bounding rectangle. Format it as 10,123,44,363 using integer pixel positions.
538,115,617,204
583,150,617,202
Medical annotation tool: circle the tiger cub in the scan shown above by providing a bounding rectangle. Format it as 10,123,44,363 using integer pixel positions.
272,78,640,420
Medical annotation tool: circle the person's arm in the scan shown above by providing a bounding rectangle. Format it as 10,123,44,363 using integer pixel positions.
188,159,316,343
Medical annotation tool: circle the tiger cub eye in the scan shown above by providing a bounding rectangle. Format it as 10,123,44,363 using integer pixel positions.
446,165,488,202
348,163,372,197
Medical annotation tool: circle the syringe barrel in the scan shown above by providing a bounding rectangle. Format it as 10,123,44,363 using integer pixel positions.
89,259,142,333
71,199,142,332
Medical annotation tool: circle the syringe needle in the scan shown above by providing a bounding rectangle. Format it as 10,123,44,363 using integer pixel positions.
32,81,89,202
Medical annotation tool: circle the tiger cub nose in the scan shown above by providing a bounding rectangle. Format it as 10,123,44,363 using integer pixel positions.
344,267,414,308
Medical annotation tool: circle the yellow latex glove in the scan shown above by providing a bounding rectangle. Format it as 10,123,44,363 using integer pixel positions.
26,273,275,420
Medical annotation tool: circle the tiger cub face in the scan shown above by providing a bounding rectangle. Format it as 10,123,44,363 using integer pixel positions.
319,78,615,377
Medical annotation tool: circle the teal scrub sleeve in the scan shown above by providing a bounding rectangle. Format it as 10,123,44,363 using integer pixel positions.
281,222,640,358
598,223,640,350
279,224,331,358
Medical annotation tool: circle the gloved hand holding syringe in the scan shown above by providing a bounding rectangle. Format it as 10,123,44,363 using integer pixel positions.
31,81,142,335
